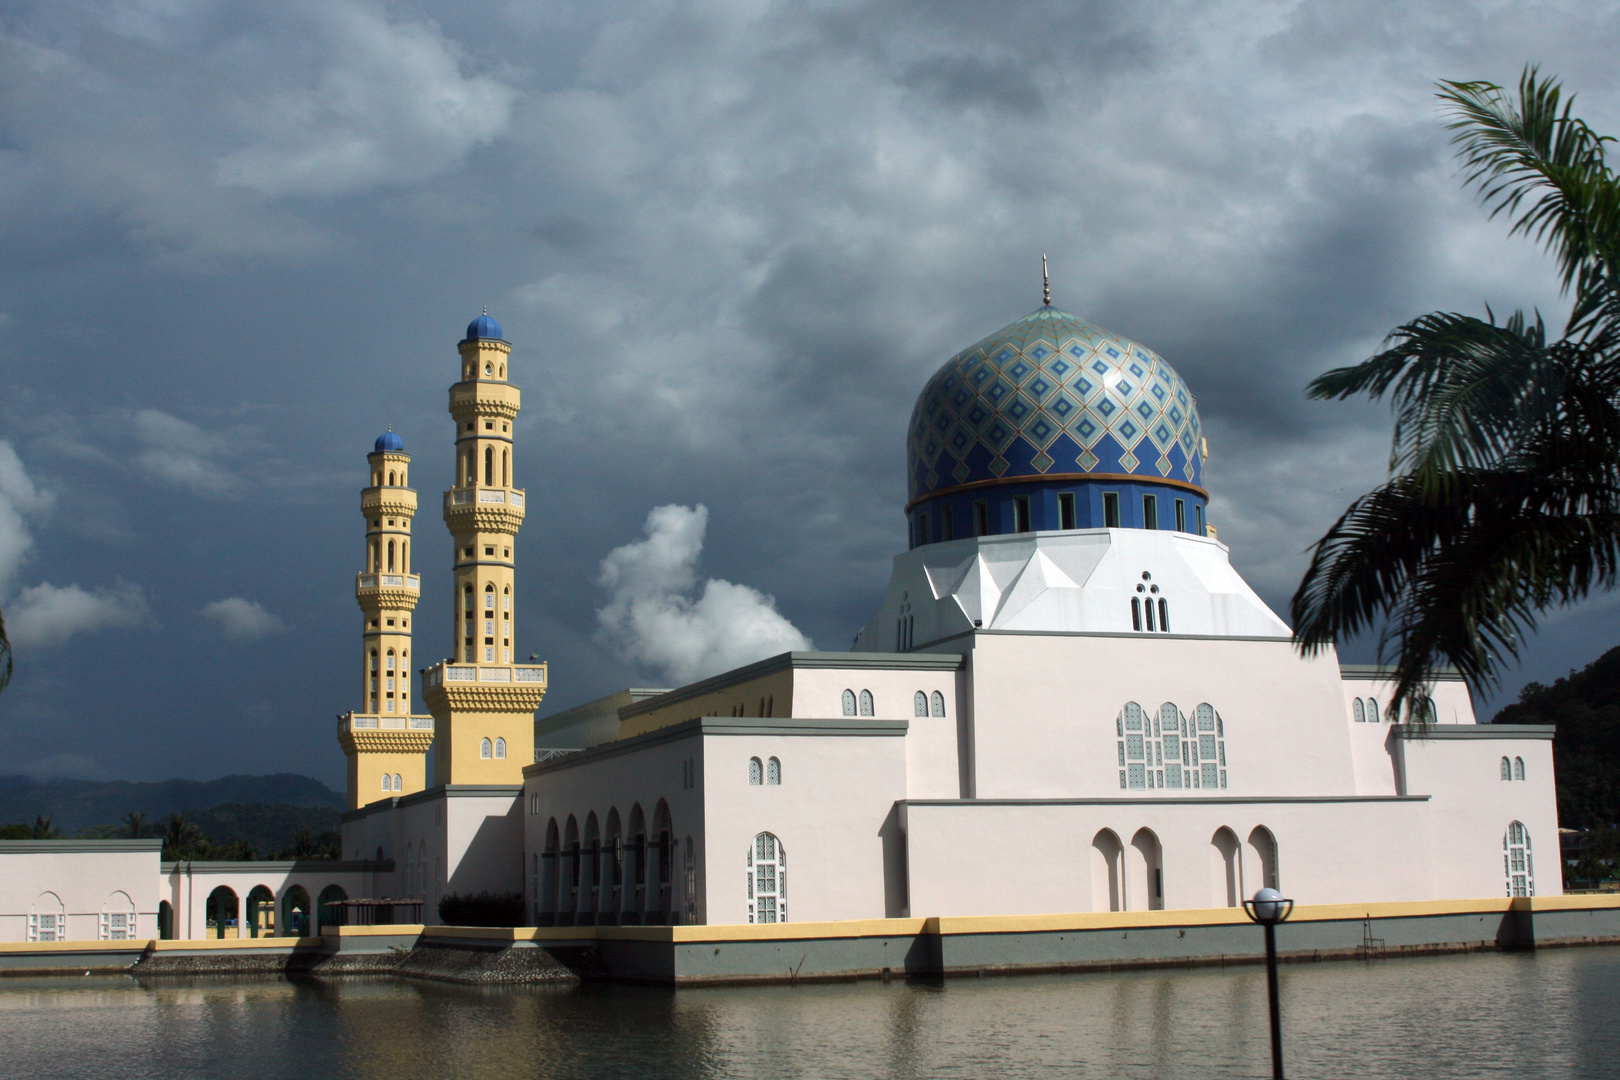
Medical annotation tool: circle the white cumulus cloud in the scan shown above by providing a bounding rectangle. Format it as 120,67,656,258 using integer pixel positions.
0,439,55,592
199,597,286,639
7,582,150,650
596,504,811,686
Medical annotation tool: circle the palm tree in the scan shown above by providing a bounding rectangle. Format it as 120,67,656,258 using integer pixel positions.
1292,68,1620,719
162,813,204,860
28,815,58,839
123,812,151,840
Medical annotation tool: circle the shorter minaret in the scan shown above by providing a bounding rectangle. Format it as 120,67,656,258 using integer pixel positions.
337,433,436,810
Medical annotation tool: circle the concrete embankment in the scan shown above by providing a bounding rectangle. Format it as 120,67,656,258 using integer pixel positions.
1,895,1616,985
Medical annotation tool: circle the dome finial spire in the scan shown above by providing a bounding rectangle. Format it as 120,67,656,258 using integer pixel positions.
1042,254,1050,307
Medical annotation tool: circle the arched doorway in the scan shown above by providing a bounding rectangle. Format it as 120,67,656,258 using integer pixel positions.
281,886,312,938
1091,830,1124,912
1247,826,1279,892
1212,827,1241,907
158,900,174,940
316,885,347,934
245,885,276,938
1129,828,1164,911
206,886,239,939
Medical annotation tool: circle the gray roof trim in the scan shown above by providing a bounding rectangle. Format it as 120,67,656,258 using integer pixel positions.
902,795,1431,808
618,651,963,720
524,716,910,778
1391,723,1554,740
395,784,523,810
0,839,164,854
160,860,391,873
1340,663,1466,682
920,628,1293,648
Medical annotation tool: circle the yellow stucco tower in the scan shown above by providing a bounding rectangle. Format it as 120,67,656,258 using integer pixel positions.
337,433,436,810
421,312,548,784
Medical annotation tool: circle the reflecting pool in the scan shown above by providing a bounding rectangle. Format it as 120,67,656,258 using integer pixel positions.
4,947,1618,1079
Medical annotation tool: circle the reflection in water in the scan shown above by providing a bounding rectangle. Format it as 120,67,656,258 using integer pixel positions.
2,948,1616,1079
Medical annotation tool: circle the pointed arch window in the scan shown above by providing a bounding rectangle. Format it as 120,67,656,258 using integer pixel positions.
1118,701,1226,790
1514,756,1525,781
1501,756,1512,781
766,757,781,785
914,691,928,717
748,757,763,785
495,738,507,759
392,773,402,791
931,691,945,717
480,738,492,759
841,689,856,716
858,690,874,716
747,833,785,923
1505,821,1534,896
1353,698,1366,723
484,446,494,486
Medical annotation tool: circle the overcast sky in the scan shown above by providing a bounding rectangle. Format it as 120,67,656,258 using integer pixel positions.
1,0,1618,789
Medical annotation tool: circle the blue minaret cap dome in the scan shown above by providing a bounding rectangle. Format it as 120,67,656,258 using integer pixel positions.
374,431,405,453
465,312,503,341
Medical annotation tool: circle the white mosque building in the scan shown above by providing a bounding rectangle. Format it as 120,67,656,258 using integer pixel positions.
347,302,1560,928
0,299,1563,946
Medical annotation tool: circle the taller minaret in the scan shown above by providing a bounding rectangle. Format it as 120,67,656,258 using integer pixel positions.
422,312,548,785
337,433,436,810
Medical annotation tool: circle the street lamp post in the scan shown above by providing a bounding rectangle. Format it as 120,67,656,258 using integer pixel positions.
1242,886,1294,1080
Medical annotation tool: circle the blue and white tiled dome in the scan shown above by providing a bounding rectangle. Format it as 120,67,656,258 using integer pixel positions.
905,306,1207,543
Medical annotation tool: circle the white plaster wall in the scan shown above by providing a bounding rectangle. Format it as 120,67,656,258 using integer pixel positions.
162,865,376,940
962,633,1360,800
444,794,524,900
701,731,908,924
1342,676,1479,725
902,799,1437,917
789,667,962,724
1398,735,1563,898
0,849,160,943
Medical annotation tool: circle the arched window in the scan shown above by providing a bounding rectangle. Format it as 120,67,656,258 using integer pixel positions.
484,446,494,486
495,738,506,759
1131,596,1142,631
1501,756,1512,780
502,449,509,487
931,691,945,717
766,757,781,785
859,689,874,716
748,757,763,785
387,470,395,486
1092,830,1123,912
100,891,136,940
1247,825,1279,891
481,738,492,759
28,892,64,942
747,833,785,923
1366,697,1381,723
382,773,391,791
1353,698,1366,723
393,773,402,791
1159,598,1169,633
1194,703,1227,789
842,689,856,716
402,540,408,572
1504,821,1534,896
1211,828,1241,907
1514,756,1525,781
914,691,928,717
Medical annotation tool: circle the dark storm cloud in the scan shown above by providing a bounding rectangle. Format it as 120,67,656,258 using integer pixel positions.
0,0,1617,784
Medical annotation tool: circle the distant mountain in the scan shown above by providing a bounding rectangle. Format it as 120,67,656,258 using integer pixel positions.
0,773,344,834
1491,646,1620,829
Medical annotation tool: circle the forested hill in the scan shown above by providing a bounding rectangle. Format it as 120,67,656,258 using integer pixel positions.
0,773,343,834
1492,646,1620,829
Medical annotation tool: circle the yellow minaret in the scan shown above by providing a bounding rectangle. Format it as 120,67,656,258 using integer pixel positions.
337,433,436,809
422,312,548,784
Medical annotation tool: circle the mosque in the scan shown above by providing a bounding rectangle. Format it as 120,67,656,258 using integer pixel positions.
0,293,1563,946
340,297,1559,928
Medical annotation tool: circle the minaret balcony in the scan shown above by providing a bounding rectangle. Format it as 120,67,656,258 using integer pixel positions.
443,487,526,532
355,572,422,603
337,711,435,754
361,488,418,517
422,660,548,714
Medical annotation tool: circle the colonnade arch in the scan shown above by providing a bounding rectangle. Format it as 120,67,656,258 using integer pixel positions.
537,799,683,927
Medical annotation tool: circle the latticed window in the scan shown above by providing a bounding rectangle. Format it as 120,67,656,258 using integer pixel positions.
766,757,781,785
481,738,492,759
1514,757,1525,781
931,691,946,717
1504,821,1534,897
842,689,856,716
101,912,131,940
914,692,928,717
1501,756,1512,781
747,832,786,923
495,738,507,759
748,757,763,785
28,913,61,942
1353,698,1365,723
1118,701,1227,791
859,690,874,716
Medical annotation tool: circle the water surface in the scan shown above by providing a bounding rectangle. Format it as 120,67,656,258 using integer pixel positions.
4,947,1616,1079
